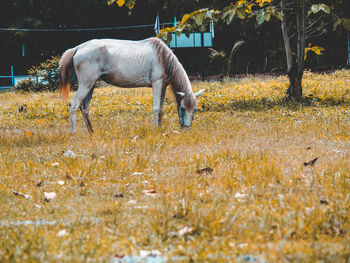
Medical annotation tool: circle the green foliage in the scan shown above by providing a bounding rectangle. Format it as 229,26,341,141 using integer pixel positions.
209,40,245,76
158,1,283,44
307,3,330,16
343,18,350,31
158,1,348,46
15,79,46,92
108,0,135,9
333,18,350,31
304,44,325,60
158,8,221,45
15,56,61,92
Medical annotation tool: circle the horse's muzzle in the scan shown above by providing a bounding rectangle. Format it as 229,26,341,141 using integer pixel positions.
181,125,191,130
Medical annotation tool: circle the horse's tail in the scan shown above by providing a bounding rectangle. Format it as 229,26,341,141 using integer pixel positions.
58,48,76,103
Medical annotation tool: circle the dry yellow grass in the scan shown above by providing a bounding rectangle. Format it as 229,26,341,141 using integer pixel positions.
0,70,349,262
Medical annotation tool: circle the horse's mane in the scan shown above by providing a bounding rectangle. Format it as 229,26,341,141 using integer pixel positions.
150,38,196,110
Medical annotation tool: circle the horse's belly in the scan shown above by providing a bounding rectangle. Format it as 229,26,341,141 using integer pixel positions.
101,71,152,88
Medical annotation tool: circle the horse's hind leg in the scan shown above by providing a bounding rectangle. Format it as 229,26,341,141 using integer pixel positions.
80,87,94,133
69,82,95,134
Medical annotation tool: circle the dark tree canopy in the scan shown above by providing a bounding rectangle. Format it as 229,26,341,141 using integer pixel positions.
0,0,348,79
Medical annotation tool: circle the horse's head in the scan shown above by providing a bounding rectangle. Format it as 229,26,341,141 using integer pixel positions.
176,89,205,129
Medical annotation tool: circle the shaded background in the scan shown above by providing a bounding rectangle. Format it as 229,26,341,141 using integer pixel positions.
0,0,349,80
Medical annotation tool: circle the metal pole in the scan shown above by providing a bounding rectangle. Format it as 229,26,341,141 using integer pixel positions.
201,32,205,81
348,31,350,65
11,65,14,86
11,65,15,92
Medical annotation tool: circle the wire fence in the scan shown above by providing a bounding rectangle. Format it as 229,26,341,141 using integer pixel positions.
0,73,48,92
0,66,34,92
0,65,14,91
0,22,176,91
0,22,173,32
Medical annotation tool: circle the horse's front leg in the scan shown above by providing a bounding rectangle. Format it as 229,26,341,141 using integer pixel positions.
69,100,80,134
159,84,167,125
152,79,163,127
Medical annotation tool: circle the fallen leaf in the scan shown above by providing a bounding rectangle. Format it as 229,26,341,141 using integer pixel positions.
57,229,67,237
132,172,145,176
127,200,137,205
65,172,74,180
196,167,213,174
234,192,248,201
44,192,56,202
304,157,319,166
134,206,150,209
320,199,329,205
57,180,65,185
51,162,59,167
237,243,249,248
168,226,194,237
13,190,33,200
63,150,75,157
237,254,262,262
18,105,27,113
178,226,194,236
25,130,33,138
139,250,162,257
142,189,158,196
104,227,114,234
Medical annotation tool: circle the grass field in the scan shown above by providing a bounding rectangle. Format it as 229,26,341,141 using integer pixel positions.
0,70,350,262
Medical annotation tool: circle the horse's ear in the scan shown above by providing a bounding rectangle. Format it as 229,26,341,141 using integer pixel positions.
195,89,205,98
176,92,185,98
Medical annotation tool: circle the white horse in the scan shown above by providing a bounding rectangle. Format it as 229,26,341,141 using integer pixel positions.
58,37,204,133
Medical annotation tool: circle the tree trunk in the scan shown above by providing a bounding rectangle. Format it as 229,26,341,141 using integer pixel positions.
293,0,305,99
280,0,292,72
288,67,303,98
281,0,305,100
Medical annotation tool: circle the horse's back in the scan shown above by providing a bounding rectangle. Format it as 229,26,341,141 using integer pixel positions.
73,38,162,87
74,39,148,60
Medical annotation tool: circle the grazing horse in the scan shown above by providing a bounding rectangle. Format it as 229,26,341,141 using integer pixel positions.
58,37,204,134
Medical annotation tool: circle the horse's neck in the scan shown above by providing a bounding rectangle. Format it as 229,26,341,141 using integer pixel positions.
150,37,193,95
170,64,192,95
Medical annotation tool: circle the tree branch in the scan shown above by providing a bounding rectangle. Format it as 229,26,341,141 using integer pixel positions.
305,21,331,40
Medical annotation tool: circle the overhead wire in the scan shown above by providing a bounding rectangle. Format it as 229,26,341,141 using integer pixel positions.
0,22,173,32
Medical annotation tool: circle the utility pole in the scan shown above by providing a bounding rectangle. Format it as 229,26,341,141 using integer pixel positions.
200,32,205,81
347,31,350,65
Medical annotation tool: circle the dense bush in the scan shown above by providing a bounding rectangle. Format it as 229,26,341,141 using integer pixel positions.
14,79,48,92
15,56,76,92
